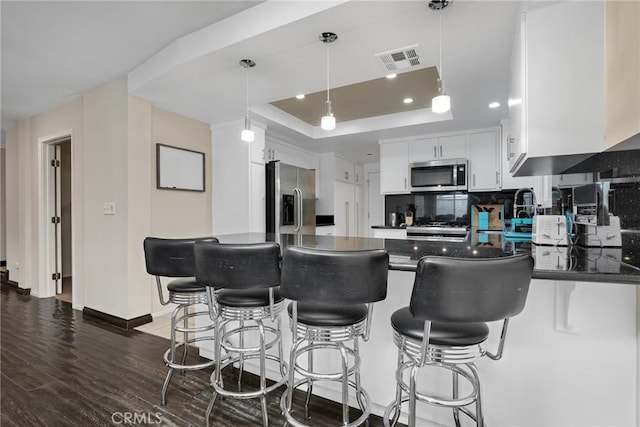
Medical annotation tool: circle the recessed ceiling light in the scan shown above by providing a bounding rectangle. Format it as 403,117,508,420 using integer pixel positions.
385,73,397,79
366,153,373,156
403,97,414,104
488,101,501,109
295,94,305,99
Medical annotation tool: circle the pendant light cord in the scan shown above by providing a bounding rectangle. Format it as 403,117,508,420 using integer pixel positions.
439,13,443,81
245,67,250,120
326,43,331,103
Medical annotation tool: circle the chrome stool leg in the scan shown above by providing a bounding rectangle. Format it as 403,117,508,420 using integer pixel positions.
161,304,182,405
238,320,245,389
338,342,350,425
304,349,313,419
181,304,189,374
453,370,461,427
468,363,484,427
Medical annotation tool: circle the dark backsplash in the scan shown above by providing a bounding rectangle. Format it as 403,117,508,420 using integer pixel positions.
385,190,518,226
385,184,640,229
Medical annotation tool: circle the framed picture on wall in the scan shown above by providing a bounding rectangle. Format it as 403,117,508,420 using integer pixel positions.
156,143,205,192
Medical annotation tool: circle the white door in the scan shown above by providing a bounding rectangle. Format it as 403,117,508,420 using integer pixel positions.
367,172,383,237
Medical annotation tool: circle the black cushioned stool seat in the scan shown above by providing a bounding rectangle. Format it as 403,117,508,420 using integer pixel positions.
280,246,389,427
288,302,368,327
391,308,489,346
166,278,206,293
143,236,219,407
217,288,284,307
383,255,533,427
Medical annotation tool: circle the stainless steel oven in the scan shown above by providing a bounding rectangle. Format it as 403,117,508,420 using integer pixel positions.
410,159,467,192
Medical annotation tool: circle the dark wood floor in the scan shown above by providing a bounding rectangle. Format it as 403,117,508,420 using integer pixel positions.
1,288,394,426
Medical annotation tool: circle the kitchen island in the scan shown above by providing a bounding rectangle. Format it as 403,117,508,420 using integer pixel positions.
197,232,638,426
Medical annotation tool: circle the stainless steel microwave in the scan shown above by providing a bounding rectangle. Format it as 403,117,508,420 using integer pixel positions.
410,159,467,192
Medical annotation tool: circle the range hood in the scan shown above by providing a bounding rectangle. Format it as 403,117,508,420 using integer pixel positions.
514,132,640,178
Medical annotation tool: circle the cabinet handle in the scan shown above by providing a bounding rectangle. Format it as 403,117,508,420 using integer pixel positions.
440,145,443,158
272,149,275,160
404,178,407,189
473,174,476,187
345,171,349,180
508,137,515,159
433,146,437,158
496,171,499,185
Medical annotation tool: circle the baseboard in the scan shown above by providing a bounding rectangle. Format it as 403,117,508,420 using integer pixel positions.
82,307,152,330
1,277,31,295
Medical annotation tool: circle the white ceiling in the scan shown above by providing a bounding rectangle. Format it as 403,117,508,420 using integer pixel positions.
1,0,520,164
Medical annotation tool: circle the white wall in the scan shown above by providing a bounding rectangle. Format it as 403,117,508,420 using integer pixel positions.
4,78,212,320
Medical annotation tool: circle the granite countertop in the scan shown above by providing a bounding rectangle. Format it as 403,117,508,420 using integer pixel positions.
214,231,640,284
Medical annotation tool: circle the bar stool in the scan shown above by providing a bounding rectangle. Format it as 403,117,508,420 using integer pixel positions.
280,247,389,427
194,241,287,427
143,236,219,405
383,254,533,427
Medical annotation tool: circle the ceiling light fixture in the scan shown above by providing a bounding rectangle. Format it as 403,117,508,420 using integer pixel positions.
488,101,501,109
319,32,338,131
296,93,305,99
403,97,414,104
386,73,397,79
431,1,452,114
240,59,256,142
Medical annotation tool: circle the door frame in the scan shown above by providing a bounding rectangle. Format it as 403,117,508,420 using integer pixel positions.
38,132,73,301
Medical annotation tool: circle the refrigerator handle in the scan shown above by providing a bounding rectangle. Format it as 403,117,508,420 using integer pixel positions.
294,188,302,232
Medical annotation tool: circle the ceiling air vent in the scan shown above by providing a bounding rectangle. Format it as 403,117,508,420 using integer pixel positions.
375,45,421,72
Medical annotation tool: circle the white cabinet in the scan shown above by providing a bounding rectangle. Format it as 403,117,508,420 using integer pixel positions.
509,2,608,175
316,225,335,236
334,156,363,184
334,181,356,238
318,153,364,237
552,173,593,188
500,120,535,190
468,130,500,192
379,141,409,194
409,135,466,163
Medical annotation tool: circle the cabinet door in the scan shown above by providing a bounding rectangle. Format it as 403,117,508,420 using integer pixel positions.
409,138,438,163
500,121,535,190
468,131,500,191
508,12,527,173
334,181,355,237
380,142,409,194
335,156,354,183
526,2,605,158
439,134,467,159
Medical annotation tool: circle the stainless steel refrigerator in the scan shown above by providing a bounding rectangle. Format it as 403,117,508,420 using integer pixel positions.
266,161,316,235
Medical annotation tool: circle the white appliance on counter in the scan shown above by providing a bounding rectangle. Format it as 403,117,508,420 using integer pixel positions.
576,215,622,247
532,215,569,246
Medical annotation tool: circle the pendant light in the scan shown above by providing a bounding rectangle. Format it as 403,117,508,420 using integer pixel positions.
319,32,338,130
431,1,451,114
240,59,256,142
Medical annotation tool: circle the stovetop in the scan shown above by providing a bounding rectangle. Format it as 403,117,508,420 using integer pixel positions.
411,221,471,228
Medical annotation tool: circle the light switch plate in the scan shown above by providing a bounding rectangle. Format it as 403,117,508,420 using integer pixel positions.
103,202,116,215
